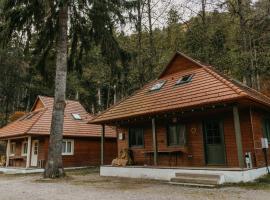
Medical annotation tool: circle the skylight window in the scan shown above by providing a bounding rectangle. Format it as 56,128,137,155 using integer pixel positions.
149,80,166,91
20,112,37,121
176,74,194,85
72,113,82,120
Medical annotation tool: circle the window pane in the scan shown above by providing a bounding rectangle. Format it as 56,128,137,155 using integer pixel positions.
10,143,15,154
62,142,66,153
24,143,28,154
265,120,270,140
168,124,186,146
129,128,143,147
67,142,72,153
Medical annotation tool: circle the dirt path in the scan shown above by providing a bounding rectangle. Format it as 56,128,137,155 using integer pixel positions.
0,170,269,200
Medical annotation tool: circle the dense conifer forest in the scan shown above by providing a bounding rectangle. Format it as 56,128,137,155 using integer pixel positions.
0,0,269,127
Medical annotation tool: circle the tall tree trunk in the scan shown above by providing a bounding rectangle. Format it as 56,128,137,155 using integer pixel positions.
237,0,252,87
201,0,208,62
147,0,155,78
136,0,144,87
44,2,68,178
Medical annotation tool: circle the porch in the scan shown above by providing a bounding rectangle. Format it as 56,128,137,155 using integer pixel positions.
2,136,46,169
0,167,44,174
100,165,270,184
101,104,248,169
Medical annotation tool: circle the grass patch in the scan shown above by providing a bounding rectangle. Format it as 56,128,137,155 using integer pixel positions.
66,167,99,176
226,174,270,190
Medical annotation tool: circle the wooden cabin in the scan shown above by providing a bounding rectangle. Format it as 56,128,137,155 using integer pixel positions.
91,52,270,171
0,96,117,168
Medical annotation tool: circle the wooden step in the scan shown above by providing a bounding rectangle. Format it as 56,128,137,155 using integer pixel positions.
170,173,221,187
169,181,216,188
171,177,219,185
175,173,220,179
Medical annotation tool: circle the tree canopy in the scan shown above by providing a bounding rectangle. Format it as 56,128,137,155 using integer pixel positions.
0,0,269,126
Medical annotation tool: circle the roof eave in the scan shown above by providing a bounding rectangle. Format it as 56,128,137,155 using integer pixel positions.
89,96,246,125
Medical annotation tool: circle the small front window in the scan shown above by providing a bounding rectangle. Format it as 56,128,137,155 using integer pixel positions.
176,74,193,85
263,118,270,141
167,124,186,146
21,141,28,156
62,140,74,155
10,142,16,156
129,128,144,147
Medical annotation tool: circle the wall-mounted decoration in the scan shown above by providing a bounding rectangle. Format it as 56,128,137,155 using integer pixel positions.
118,132,125,140
190,127,197,134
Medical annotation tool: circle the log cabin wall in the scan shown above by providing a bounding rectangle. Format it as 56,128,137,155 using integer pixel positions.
250,108,270,168
117,108,259,168
41,137,117,168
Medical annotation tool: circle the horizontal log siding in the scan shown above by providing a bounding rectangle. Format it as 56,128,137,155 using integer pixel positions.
41,137,117,168
7,136,117,168
117,109,256,168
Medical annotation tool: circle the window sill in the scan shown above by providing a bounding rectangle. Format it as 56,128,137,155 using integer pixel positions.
62,153,74,156
129,146,144,149
167,145,186,148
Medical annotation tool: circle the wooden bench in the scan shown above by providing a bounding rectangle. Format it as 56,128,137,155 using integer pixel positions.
142,148,187,166
9,156,25,167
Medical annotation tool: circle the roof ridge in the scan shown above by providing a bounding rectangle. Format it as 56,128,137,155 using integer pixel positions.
202,66,270,106
39,95,82,103
26,108,48,134
202,66,247,96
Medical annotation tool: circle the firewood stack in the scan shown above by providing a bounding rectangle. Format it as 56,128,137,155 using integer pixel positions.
0,155,6,167
111,149,134,166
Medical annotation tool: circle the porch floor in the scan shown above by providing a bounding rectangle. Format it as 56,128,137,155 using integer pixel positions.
0,167,44,174
103,165,247,171
0,166,91,175
100,165,270,184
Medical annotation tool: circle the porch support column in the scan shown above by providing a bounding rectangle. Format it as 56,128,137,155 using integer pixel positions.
152,118,158,165
6,139,10,167
101,124,105,165
26,136,31,168
233,105,244,168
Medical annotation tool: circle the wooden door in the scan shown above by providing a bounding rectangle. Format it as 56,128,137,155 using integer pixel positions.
31,140,39,167
203,120,226,165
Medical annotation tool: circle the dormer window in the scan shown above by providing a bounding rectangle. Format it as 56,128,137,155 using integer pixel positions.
176,74,194,85
72,113,81,120
149,80,166,91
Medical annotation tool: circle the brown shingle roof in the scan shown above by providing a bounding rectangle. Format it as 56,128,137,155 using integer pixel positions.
0,96,116,139
90,52,270,124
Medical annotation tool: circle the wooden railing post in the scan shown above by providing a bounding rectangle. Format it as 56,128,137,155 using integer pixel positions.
101,124,105,165
6,139,10,167
233,105,244,168
26,136,31,168
152,118,158,165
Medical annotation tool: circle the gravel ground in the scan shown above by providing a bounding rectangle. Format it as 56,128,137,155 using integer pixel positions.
0,169,269,200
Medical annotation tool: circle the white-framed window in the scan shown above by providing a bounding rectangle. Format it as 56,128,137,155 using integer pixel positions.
10,142,16,156
62,139,74,155
21,141,28,156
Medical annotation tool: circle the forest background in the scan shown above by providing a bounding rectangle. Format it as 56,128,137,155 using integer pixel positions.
0,0,269,127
